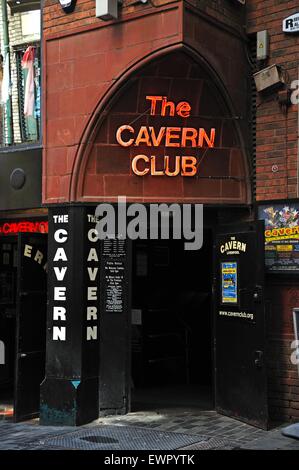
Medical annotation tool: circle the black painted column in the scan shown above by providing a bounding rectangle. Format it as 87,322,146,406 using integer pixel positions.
99,237,131,415
40,206,100,426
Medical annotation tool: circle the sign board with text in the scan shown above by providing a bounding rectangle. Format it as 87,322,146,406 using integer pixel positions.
283,13,299,34
258,203,299,273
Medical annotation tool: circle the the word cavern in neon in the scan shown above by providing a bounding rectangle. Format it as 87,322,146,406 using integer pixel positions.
0,220,48,235
116,125,215,148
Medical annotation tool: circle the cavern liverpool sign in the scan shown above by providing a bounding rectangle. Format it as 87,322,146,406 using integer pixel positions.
115,95,216,177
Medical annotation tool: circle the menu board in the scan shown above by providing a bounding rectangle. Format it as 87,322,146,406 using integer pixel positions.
101,238,127,313
258,203,299,273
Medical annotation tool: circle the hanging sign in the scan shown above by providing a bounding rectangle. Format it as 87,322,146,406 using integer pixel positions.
283,13,299,34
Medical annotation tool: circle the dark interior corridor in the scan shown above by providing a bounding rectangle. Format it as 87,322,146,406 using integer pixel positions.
131,230,213,411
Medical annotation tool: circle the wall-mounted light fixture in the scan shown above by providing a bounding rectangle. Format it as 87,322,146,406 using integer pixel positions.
58,0,77,14
253,65,285,93
96,0,123,21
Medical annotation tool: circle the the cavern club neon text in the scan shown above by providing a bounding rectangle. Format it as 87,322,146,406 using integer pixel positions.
116,95,216,177
0,220,48,235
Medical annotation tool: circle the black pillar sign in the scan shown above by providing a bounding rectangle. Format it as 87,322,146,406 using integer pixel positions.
40,205,131,424
40,207,100,426
85,214,100,342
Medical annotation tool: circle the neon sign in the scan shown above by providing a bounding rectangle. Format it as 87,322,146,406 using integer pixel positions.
116,95,216,177
0,220,48,235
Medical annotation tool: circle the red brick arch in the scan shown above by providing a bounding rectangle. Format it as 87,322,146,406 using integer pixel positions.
71,44,251,204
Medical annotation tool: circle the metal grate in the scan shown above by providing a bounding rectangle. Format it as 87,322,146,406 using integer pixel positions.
178,437,240,450
39,425,208,450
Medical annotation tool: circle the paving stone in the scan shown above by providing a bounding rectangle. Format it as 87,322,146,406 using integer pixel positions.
0,410,295,450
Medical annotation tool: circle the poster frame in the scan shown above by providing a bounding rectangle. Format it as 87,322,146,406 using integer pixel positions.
256,199,299,276
220,260,239,306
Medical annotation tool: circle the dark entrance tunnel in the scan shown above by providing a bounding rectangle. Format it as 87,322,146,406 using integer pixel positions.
130,228,214,411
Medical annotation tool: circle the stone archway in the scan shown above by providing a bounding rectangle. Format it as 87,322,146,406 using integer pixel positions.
71,47,251,205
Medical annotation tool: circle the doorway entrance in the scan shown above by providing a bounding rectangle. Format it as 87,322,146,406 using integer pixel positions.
131,229,213,411
0,236,17,420
0,232,47,422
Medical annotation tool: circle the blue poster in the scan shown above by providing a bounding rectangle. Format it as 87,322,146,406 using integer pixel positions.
221,262,238,304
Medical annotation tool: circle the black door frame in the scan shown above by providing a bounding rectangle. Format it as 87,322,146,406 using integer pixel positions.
14,232,48,422
213,220,268,429
0,235,17,398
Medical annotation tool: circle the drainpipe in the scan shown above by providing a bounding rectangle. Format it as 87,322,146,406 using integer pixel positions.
298,67,299,197
1,0,13,145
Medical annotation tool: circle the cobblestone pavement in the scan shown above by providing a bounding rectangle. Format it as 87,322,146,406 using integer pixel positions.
96,409,299,450
0,419,77,450
0,409,298,450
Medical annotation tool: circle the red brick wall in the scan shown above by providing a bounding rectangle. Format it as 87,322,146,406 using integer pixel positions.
43,0,250,203
43,2,184,203
43,0,245,36
247,1,299,200
266,280,299,423
247,1,299,424
43,0,299,424
78,51,247,203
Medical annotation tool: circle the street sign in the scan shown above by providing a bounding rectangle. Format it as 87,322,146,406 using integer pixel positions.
283,13,299,34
